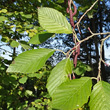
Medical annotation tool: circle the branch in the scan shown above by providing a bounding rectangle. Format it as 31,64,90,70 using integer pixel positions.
80,32,110,43
69,0,72,10
97,35,110,81
75,0,99,29
66,0,110,82
68,42,81,58
102,59,110,67
55,49,67,56
67,32,110,58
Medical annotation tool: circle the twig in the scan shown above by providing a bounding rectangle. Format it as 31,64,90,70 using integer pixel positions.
80,32,110,43
69,49,75,58
75,0,99,34
75,0,99,27
88,27,94,34
55,49,67,56
91,77,98,80
68,42,81,58
65,0,110,82
97,35,110,81
66,47,75,56
102,59,109,67
69,0,73,10
97,41,103,82
73,29,80,42
101,34,110,41
66,32,110,58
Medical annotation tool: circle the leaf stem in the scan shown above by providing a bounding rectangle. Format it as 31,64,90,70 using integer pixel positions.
91,77,98,80
55,49,67,56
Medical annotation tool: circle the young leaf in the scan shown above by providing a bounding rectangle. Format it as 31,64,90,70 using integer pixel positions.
0,9,7,13
38,7,73,34
0,16,7,22
19,76,28,84
52,77,92,110
7,48,55,73
29,32,54,44
46,58,72,96
10,40,19,48
28,107,35,110
20,41,31,49
73,61,91,76
22,14,32,19
89,81,110,110
25,90,33,96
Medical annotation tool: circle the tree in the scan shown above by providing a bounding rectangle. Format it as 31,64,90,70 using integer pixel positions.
1,0,110,110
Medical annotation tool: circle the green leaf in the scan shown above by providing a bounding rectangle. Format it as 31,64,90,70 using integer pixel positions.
19,76,28,84
10,40,19,47
25,90,33,96
52,77,92,110
29,32,36,37
20,41,31,49
26,24,34,30
89,81,110,110
0,16,8,22
1,36,10,42
20,12,32,18
57,0,64,3
73,61,91,75
28,72,44,79
7,48,55,73
88,14,93,19
46,58,72,96
28,107,35,110
29,32,54,44
38,7,72,34
86,65,92,72
38,0,41,3
28,73,38,77
0,9,7,13
22,14,32,19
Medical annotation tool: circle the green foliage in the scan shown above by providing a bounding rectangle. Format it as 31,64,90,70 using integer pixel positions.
0,57,52,109
29,32,54,44
0,0,110,110
73,60,92,76
57,0,64,3
0,16,8,22
0,9,7,13
10,40,19,48
38,7,73,34
52,77,92,110
76,0,98,16
89,81,110,110
47,58,72,96
7,48,55,73
20,41,31,50
19,76,28,84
